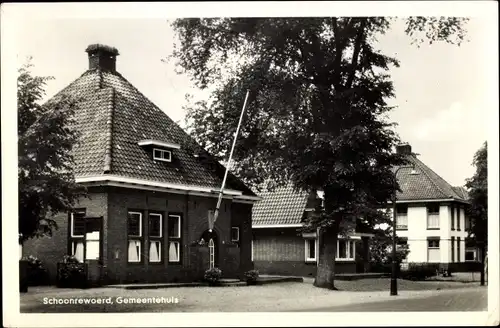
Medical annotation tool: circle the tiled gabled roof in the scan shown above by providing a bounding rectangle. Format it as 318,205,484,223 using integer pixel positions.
48,48,255,197
253,153,469,227
252,184,309,226
396,155,468,202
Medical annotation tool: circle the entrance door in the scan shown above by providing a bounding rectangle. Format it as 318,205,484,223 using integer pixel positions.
200,230,218,269
83,217,103,285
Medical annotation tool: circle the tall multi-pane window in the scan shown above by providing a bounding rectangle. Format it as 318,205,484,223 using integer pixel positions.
168,214,182,263
396,205,408,230
149,213,163,263
426,204,440,229
457,207,461,230
336,240,355,260
127,211,142,263
457,237,461,262
427,238,440,262
451,206,455,230
451,237,455,263
305,239,317,262
69,210,86,262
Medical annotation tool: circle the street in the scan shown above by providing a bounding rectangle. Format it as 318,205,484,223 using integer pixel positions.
303,287,488,312
20,281,487,313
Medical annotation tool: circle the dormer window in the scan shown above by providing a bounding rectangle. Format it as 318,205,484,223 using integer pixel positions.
138,139,180,163
153,148,171,162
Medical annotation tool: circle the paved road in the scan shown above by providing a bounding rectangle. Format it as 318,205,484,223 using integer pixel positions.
302,287,488,312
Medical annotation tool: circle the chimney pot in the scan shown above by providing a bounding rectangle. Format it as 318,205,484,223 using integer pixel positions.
85,44,119,72
396,143,412,155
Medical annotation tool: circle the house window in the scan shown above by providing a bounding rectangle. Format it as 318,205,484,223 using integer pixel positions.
451,237,455,263
426,204,440,229
396,205,408,230
304,239,317,262
148,213,163,263
168,214,181,263
336,240,355,261
231,227,240,242
153,148,172,162
451,206,455,230
427,238,440,263
457,237,461,262
465,217,472,231
457,207,461,230
128,211,142,263
396,237,408,262
465,248,476,261
69,210,86,262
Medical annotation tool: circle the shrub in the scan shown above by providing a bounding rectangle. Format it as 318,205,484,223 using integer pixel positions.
204,268,222,286
400,262,439,281
57,256,87,288
21,255,49,286
244,270,259,285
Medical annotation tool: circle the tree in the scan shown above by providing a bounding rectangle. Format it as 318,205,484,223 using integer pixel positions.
465,141,487,285
171,17,468,289
18,61,85,242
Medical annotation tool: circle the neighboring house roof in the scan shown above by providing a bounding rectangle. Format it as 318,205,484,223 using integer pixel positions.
396,154,468,203
253,145,469,227
452,186,469,200
48,44,255,198
252,184,309,226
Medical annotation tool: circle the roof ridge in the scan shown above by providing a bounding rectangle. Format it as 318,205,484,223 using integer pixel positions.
411,156,455,199
103,87,115,173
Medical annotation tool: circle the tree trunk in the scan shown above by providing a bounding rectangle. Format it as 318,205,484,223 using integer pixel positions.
314,225,339,290
480,244,486,286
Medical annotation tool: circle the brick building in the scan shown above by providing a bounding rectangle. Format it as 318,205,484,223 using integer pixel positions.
252,185,373,277
22,44,260,284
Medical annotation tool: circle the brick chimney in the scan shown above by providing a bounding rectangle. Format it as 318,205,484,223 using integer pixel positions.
85,44,119,72
396,143,412,155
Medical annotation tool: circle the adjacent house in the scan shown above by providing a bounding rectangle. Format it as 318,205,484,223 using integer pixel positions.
389,144,480,271
251,143,481,277
251,185,373,277
22,44,260,285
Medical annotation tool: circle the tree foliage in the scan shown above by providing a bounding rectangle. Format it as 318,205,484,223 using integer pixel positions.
171,16,468,288
465,141,487,246
18,61,85,242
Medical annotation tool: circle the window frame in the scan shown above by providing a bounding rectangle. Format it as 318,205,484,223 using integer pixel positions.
426,203,440,230
451,236,455,263
68,209,87,262
456,207,461,231
231,227,240,242
457,236,461,262
451,205,455,231
336,239,355,261
148,212,163,264
304,238,317,263
127,210,143,263
427,237,440,263
168,213,182,264
465,248,477,262
153,148,172,162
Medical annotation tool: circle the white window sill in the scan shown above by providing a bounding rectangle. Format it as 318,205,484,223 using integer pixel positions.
335,258,355,262
305,259,316,263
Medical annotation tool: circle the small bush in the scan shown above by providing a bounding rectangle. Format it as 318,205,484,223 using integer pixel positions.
21,255,49,286
244,270,259,285
57,256,87,288
400,262,439,281
204,268,222,286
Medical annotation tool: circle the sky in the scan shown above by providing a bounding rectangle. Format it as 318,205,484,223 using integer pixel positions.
6,4,496,188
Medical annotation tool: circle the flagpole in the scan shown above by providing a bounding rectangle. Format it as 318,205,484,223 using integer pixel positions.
211,90,250,230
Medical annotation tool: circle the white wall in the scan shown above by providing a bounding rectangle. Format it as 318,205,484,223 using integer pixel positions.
395,203,455,263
